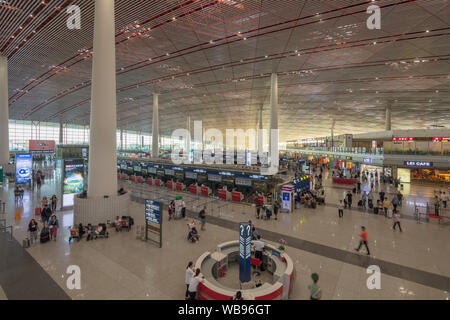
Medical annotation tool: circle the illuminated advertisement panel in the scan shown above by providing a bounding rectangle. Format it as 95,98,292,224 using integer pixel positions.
15,154,32,184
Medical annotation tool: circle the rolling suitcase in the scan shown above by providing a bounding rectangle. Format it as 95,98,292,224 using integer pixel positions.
23,238,30,248
358,200,363,207
35,207,41,216
374,207,379,214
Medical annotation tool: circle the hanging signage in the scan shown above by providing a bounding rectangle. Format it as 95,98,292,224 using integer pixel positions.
404,161,433,168
363,158,373,164
15,154,32,185
28,140,55,154
147,167,157,174
185,171,197,180
134,166,141,172
145,200,162,248
62,159,85,208
392,137,415,141
235,177,252,187
239,223,252,283
208,174,222,182
164,169,174,176
345,156,352,160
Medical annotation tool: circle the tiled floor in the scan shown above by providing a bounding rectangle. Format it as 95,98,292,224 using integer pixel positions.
0,164,449,300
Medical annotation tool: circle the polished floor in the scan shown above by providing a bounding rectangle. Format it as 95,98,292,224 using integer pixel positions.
0,164,449,300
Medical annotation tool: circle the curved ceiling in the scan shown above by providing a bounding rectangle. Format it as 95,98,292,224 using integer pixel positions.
2,0,450,141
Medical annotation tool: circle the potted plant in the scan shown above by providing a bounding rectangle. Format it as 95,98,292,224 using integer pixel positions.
279,239,287,252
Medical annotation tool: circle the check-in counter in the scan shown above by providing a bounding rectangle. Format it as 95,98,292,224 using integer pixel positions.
218,189,231,201
130,175,136,182
196,240,294,300
231,191,243,202
146,177,153,185
166,180,174,190
175,182,185,191
136,176,144,183
189,184,201,195
154,179,162,187
121,173,129,180
201,186,211,197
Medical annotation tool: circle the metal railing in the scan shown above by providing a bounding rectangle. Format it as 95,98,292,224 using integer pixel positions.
0,224,13,241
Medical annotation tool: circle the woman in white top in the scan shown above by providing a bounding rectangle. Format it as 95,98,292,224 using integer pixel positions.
185,262,195,300
188,268,205,300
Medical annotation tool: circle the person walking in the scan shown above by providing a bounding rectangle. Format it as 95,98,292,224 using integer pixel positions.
28,219,40,245
393,212,402,232
199,206,207,231
308,273,322,300
185,262,195,300
188,268,205,300
338,200,344,218
442,192,447,209
41,204,52,224
48,215,59,241
383,198,391,217
391,196,399,214
51,195,58,213
273,201,279,220
434,196,440,216
346,191,353,209
355,226,370,255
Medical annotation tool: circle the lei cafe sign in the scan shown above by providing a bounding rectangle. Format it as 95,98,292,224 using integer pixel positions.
404,161,433,168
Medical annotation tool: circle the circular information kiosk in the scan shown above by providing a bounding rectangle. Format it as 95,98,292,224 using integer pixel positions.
195,240,295,300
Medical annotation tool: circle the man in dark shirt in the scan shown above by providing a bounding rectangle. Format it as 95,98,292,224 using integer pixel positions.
41,204,52,223
346,192,353,209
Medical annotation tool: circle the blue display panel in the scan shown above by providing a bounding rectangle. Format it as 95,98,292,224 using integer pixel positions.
239,223,252,283
15,154,32,185
145,200,161,224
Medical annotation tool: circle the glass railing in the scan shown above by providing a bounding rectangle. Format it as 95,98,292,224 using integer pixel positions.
383,141,450,156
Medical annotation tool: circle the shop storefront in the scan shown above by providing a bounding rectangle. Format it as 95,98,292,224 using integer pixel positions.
398,168,411,183
411,168,450,183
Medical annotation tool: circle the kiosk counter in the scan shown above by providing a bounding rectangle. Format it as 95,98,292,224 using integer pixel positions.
195,240,295,300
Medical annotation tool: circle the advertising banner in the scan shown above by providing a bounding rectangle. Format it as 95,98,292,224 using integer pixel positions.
282,192,291,211
62,159,85,208
15,154,32,184
145,200,162,248
28,140,55,154
239,223,252,283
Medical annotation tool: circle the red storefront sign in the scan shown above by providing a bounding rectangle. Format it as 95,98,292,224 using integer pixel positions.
166,181,173,190
29,140,55,153
176,182,183,191
432,137,450,142
190,185,197,194
147,178,153,185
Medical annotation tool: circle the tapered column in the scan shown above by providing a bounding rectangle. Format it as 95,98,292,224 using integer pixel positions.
120,129,123,151
87,0,118,198
0,56,9,165
59,115,64,144
186,115,191,153
269,73,278,165
152,93,159,158
385,105,392,131
258,105,263,154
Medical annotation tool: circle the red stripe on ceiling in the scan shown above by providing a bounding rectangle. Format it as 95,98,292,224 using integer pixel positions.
9,0,416,105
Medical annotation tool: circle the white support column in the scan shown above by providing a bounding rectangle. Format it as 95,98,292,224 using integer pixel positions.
386,104,392,131
186,115,191,154
258,105,263,154
269,73,279,166
120,129,123,151
59,115,64,145
0,56,10,165
152,93,159,158
87,0,118,198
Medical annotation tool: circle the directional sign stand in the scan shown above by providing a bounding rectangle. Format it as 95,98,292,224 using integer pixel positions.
239,222,252,288
145,200,162,248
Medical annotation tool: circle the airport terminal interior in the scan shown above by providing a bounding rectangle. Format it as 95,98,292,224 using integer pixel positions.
0,0,449,301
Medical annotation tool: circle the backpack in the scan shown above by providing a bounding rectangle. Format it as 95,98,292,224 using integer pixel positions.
199,210,204,218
